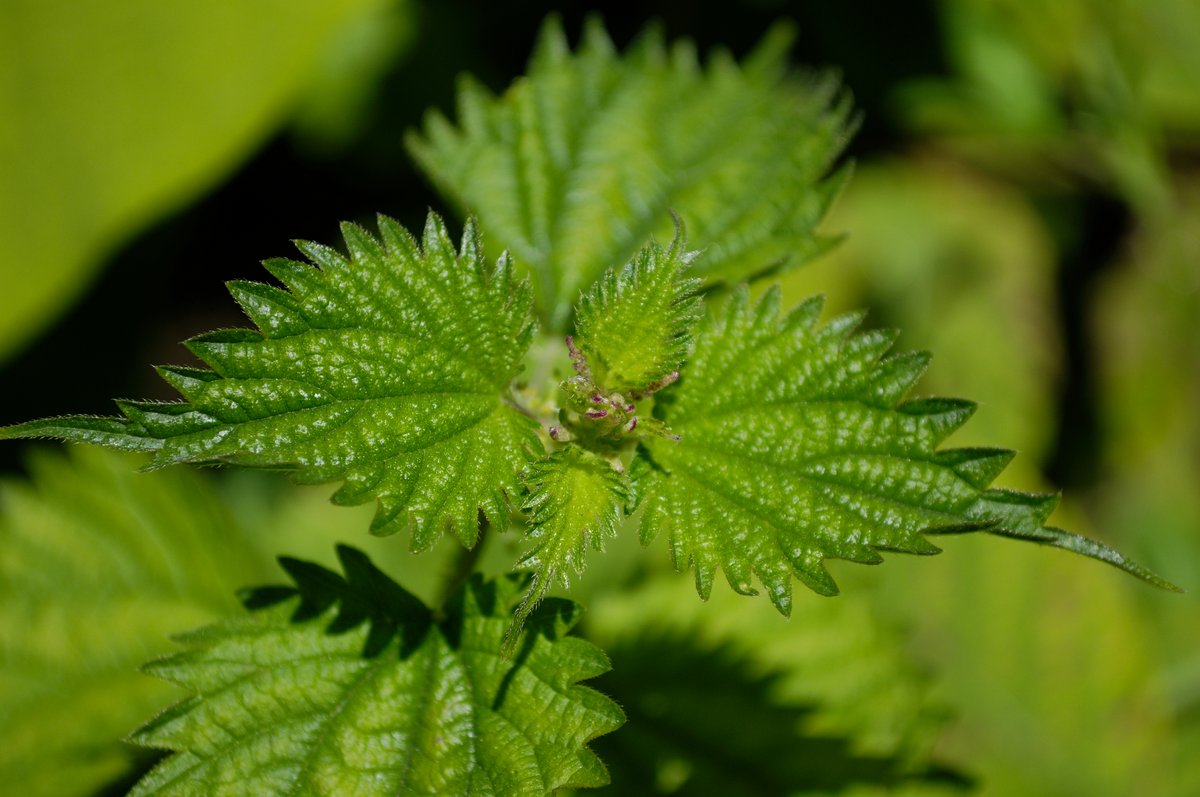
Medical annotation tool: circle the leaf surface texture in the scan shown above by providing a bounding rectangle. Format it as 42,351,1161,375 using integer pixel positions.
408,17,853,326
574,233,701,393
1,213,541,548
514,447,630,631
129,547,624,796
636,288,1176,613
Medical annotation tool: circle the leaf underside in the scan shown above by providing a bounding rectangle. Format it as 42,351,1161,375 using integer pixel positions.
407,15,854,328
635,288,1178,615
130,546,624,797
0,213,542,549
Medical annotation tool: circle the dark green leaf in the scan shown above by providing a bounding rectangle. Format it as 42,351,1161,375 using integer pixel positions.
1,213,542,548
635,288,1177,614
130,547,624,796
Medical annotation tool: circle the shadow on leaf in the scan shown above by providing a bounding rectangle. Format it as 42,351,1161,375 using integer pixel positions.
238,543,433,658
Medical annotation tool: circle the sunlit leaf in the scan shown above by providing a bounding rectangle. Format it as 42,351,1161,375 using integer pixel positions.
574,226,701,394
129,547,624,796
635,288,1175,614
1,213,542,548
513,446,630,636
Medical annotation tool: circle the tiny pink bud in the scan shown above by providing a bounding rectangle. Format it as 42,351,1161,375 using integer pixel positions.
585,409,608,419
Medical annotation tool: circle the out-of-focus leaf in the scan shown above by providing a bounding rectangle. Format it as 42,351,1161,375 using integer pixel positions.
0,0,402,362
583,573,961,795
408,16,852,327
859,528,1177,797
1091,177,1200,795
587,633,968,796
779,158,1060,463
0,447,267,797
290,0,415,153
1092,180,1200,561
897,0,1200,212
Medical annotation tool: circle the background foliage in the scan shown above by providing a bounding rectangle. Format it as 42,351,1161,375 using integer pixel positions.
1,1,1197,795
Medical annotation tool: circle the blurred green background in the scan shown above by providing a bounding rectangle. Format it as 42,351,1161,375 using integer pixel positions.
1,1,1197,795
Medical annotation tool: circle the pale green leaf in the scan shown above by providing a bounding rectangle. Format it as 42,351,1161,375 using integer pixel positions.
574,227,701,394
780,158,1062,460
0,446,267,797
635,287,1177,614
129,547,624,797
1,213,542,548
407,16,853,327
513,446,630,635
0,0,402,362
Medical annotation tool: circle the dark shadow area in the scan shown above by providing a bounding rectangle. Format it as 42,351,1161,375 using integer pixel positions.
242,544,433,658
1040,192,1131,489
90,749,167,797
588,631,971,796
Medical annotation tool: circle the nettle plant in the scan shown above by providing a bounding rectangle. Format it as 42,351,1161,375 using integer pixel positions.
2,18,1177,796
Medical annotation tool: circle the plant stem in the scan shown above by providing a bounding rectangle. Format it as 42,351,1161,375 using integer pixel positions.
437,512,490,611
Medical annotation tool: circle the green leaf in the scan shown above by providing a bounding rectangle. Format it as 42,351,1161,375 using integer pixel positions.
407,16,853,327
584,572,958,777
1,213,542,548
0,0,403,362
0,446,267,797
513,446,630,635
574,225,702,394
588,631,968,796
635,287,1177,614
129,547,625,797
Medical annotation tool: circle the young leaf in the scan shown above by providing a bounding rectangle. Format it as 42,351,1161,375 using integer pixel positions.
635,288,1178,614
0,447,267,797
574,225,702,394
129,546,624,797
407,16,853,327
513,446,630,636
0,213,541,549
